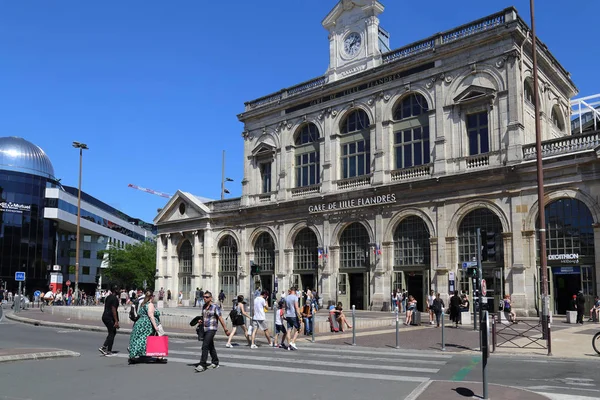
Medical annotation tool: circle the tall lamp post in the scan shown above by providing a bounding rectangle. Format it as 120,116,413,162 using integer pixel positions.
72,141,88,298
529,0,551,355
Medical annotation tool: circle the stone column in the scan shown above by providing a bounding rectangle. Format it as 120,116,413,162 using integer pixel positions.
192,231,203,290
155,235,167,291
371,97,384,186
327,245,340,307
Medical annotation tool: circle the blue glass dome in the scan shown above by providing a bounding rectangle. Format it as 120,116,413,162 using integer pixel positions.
0,136,56,180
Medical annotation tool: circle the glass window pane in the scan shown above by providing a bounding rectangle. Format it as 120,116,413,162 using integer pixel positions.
404,145,412,167
480,128,489,153
358,154,365,175
413,142,422,165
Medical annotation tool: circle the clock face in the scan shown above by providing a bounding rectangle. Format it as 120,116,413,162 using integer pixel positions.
343,32,362,57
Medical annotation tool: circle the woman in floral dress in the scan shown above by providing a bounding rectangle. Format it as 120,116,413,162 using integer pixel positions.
128,290,160,362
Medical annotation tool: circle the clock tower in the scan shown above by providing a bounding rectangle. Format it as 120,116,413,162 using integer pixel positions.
322,0,385,83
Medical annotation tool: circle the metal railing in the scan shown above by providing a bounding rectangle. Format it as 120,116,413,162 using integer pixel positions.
492,313,547,350
571,93,600,134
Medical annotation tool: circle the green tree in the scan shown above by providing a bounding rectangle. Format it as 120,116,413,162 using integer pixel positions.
102,241,156,290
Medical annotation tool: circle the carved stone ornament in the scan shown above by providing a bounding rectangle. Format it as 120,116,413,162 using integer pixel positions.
495,57,508,69
241,131,250,139
327,107,338,117
318,111,325,120
378,91,391,102
367,97,375,106
426,77,436,89
444,75,453,84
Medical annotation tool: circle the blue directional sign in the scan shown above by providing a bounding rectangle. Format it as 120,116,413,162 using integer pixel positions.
15,271,26,281
34,290,41,297
462,262,477,269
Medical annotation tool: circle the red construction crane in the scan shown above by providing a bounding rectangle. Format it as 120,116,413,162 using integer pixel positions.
128,184,171,199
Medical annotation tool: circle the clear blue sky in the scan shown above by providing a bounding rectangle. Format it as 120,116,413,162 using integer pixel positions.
1,1,598,223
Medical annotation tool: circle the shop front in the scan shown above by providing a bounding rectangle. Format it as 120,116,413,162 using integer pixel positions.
537,198,596,315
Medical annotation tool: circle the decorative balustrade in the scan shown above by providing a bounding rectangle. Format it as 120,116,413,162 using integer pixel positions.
390,164,432,181
259,193,273,203
522,132,600,160
210,199,241,212
291,185,321,198
336,175,371,190
245,9,510,111
287,76,328,96
441,14,505,44
383,40,435,64
466,154,490,169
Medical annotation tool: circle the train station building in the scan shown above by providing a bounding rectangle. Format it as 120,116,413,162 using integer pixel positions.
154,0,600,315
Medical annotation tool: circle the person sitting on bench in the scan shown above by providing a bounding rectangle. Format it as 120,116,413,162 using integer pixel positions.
332,302,352,331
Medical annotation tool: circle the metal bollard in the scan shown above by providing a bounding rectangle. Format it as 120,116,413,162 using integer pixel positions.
491,315,496,353
351,305,356,346
395,306,399,349
441,308,446,351
311,306,315,343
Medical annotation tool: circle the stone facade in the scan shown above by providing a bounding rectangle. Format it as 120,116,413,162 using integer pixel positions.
154,2,600,316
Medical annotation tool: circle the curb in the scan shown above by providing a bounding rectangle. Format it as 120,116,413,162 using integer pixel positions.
5,312,199,340
0,350,80,363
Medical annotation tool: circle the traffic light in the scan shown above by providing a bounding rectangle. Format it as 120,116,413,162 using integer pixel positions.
480,230,496,262
250,261,260,276
467,266,479,280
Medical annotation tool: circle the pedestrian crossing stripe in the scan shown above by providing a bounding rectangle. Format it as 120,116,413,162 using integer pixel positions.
167,350,441,374
112,354,430,383
185,344,453,360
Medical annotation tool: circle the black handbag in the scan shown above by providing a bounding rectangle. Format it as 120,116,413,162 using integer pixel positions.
190,316,204,341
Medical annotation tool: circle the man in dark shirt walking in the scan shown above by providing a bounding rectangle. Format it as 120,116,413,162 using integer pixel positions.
576,290,586,324
99,288,120,356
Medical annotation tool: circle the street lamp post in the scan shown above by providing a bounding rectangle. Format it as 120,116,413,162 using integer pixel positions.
72,141,88,299
529,0,551,355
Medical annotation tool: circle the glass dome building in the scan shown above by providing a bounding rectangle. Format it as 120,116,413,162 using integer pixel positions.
0,137,59,291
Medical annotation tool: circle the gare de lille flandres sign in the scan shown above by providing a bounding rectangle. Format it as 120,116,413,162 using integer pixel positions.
308,194,396,214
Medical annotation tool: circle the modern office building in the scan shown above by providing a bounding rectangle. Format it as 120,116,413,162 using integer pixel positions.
154,0,600,315
0,136,154,294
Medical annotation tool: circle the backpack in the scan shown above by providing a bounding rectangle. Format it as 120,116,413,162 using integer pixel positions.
129,298,141,322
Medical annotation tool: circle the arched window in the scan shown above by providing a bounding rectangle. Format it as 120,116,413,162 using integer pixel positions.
393,216,430,266
294,123,321,187
341,109,370,134
178,240,192,300
254,232,275,272
340,109,371,179
551,105,565,131
340,222,370,268
524,79,534,103
458,209,503,264
392,93,430,169
219,235,238,273
540,198,594,257
293,228,318,270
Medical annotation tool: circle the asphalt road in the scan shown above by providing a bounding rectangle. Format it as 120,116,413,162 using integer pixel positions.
1,318,599,400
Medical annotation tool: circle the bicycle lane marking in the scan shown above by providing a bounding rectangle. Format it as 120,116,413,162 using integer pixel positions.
450,356,481,382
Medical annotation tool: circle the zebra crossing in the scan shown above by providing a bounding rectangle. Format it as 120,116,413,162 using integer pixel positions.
116,340,453,384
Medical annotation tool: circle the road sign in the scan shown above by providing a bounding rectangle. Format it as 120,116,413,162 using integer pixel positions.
462,261,477,269
66,280,71,287
481,279,487,296
34,290,41,297
15,272,25,281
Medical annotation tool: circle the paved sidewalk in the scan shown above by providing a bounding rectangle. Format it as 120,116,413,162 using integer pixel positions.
0,348,80,363
7,308,600,359
411,381,548,400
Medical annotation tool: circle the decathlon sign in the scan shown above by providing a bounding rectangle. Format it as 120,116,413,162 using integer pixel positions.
547,253,579,264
